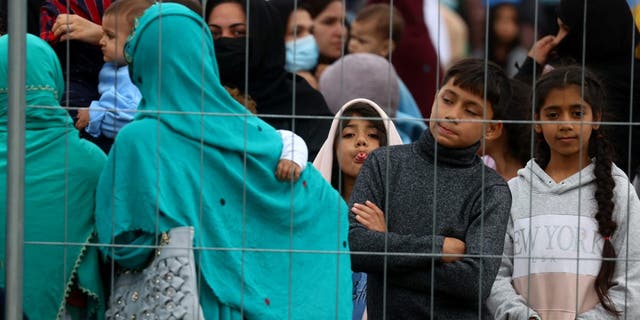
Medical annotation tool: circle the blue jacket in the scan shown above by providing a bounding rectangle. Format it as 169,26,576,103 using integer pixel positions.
86,62,141,138
396,79,426,143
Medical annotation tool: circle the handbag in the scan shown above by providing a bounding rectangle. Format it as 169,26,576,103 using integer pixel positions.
105,226,205,320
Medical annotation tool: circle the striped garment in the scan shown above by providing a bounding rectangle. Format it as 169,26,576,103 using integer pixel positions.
40,0,113,43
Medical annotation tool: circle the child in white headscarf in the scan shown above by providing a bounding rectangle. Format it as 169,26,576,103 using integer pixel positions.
313,98,403,320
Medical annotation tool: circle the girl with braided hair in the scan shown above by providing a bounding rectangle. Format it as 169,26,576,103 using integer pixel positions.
487,66,640,319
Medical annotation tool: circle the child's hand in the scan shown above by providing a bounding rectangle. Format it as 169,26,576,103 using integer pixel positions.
352,201,387,232
75,108,90,130
276,159,302,181
442,237,466,263
52,14,103,45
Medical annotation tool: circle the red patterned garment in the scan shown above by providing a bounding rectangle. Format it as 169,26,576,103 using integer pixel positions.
40,0,113,43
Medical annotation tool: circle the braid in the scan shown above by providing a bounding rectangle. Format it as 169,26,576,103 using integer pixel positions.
534,66,620,316
590,130,620,316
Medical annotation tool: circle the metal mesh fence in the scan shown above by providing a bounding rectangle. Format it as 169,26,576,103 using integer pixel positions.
4,0,640,319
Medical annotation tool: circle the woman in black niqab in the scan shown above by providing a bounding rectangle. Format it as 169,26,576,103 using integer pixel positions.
515,0,640,175
206,0,332,160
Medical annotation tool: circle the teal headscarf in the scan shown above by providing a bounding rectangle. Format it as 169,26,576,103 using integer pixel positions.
0,34,106,319
95,4,351,319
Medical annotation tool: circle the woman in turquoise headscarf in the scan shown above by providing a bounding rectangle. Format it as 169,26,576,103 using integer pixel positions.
0,34,106,319
95,3,352,319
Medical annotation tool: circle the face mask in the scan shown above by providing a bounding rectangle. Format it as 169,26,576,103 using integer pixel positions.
285,34,319,73
214,37,249,89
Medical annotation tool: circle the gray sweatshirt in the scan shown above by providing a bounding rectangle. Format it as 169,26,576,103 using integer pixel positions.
349,130,512,319
487,160,640,320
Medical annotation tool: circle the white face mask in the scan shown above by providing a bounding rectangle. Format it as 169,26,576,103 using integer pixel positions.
285,34,319,72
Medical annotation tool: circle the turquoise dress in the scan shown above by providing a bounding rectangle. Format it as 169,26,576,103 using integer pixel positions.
0,34,106,320
95,4,352,319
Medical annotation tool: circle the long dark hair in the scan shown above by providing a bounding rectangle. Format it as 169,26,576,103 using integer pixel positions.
534,66,619,315
556,0,639,64
505,79,533,167
330,102,388,192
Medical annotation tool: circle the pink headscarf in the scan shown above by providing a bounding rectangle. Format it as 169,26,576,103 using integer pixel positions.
312,98,404,182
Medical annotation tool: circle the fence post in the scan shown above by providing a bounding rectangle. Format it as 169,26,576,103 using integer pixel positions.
5,0,26,318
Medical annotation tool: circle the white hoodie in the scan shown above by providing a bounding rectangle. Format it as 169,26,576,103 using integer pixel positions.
487,159,640,320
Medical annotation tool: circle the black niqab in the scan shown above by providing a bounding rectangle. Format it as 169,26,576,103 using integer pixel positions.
207,0,332,160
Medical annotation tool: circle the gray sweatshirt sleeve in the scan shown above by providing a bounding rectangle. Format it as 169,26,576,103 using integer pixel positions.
486,215,540,319
348,153,445,273
577,181,640,319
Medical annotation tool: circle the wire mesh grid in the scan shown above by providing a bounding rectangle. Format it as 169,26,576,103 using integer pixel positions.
3,0,640,319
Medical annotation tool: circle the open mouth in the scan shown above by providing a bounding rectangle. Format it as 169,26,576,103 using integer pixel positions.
354,151,368,163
